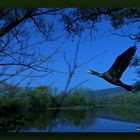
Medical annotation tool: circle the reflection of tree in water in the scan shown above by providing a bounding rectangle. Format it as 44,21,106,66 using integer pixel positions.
0,112,33,132
0,108,97,132
96,106,140,123
28,110,53,130
1,106,140,132
0,108,89,132
0,110,53,132
47,108,96,131
63,109,96,128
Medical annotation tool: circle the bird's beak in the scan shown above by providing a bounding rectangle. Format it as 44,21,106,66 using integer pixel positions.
85,70,92,74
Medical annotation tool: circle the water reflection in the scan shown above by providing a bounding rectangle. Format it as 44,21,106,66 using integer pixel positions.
0,106,140,132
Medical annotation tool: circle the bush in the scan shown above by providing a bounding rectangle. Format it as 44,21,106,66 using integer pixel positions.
35,85,49,93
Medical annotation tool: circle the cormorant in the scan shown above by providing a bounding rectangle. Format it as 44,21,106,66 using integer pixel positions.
85,46,137,91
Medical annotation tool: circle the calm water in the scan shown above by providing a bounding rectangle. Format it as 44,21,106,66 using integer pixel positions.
22,118,140,132
1,106,140,132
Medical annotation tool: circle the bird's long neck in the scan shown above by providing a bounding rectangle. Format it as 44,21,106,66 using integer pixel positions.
86,70,102,77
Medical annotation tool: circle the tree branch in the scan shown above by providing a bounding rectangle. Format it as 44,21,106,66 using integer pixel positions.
0,8,64,38
0,9,35,37
0,63,46,72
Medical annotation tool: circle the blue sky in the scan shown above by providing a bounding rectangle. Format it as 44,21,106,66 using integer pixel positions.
7,15,140,91
43,34,138,91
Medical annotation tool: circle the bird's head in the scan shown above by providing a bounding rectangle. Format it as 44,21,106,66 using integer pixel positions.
85,70,102,77
85,70,93,74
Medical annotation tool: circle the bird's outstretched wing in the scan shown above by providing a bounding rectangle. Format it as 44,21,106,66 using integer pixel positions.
107,46,137,79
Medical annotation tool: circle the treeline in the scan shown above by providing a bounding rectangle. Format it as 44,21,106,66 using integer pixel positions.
0,85,140,113
96,91,140,107
0,86,96,112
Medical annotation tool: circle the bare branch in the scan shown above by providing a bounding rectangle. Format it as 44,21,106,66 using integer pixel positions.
63,36,82,93
65,8,123,33
73,35,81,68
0,8,64,38
68,79,90,93
30,16,43,33
77,49,107,67
0,9,35,37
31,8,64,17
132,19,140,23
0,63,47,72
63,52,71,71
15,71,34,87
0,51,19,63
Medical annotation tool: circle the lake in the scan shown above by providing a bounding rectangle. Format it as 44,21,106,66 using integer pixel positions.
1,106,140,132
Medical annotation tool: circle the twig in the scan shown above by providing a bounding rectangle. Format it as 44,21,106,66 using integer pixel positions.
68,79,90,93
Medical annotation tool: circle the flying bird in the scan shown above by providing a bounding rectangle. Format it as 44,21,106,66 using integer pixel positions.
85,46,137,91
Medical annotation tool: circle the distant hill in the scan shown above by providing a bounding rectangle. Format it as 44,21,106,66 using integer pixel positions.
0,82,128,99
72,87,128,100
93,87,128,97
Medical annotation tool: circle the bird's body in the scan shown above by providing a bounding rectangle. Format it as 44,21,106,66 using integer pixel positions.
102,72,121,85
86,46,137,91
